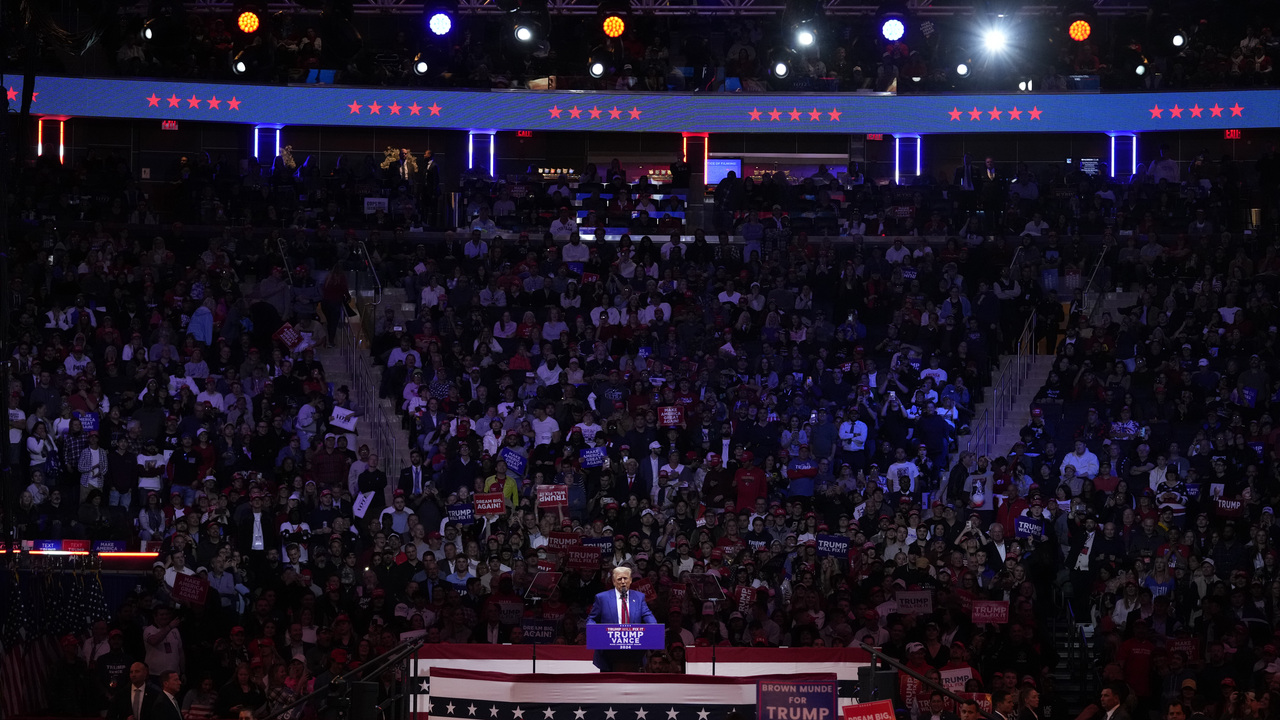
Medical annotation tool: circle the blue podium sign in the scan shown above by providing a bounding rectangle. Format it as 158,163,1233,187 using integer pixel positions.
586,624,666,651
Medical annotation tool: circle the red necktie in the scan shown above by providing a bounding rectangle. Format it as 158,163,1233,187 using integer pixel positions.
620,593,630,623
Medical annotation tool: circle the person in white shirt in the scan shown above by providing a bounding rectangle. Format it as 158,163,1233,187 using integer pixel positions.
562,233,590,262
143,607,184,677
196,378,226,413
885,238,911,264
1021,212,1050,236
549,210,577,239
1061,440,1101,478
541,308,569,340
463,231,489,258
530,406,560,447
469,207,498,238
420,278,446,309
838,414,868,465
717,281,743,306
162,551,196,589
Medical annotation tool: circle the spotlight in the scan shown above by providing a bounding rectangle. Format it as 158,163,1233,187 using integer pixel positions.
1068,19,1091,42
1135,63,1146,76
232,52,249,74
589,60,605,77
1017,78,1033,91
955,62,970,77
428,12,452,35
881,18,905,42
769,47,795,79
413,54,429,75
982,28,1007,52
141,20,156,40
796,26,816,47
587,46,609,77
237,10,260,33
603,15,625,37
515,24,534,42
1172,31,1186,48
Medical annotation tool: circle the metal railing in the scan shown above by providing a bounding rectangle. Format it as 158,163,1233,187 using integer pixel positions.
275,236,294,288
337,317,403,473
854,642,996,719
1080,244,1111,318
965,311,1037,458
350,240,384,307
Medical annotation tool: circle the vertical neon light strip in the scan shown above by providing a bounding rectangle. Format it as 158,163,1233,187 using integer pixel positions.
254,127,260,160
682,136,687,163
489,132,495,179
915,137,921,177
1132,135,1137,178
894,136,901,184
703,139,708,181
37,119,43,157
1110,135,1115,178
275,128,281,160
59,120,65,164
468,132,474,172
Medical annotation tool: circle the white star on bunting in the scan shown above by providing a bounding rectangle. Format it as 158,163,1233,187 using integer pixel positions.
513,709,525,719
667,709,679,720
636,709,648,720
574,710,587,720
605,709,618,719
468,705,478,716
697,711,709,720
544,709,557,720
446,703,457,715
491,708,501,718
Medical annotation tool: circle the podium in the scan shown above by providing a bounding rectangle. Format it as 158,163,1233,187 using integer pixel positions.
586,624,667,651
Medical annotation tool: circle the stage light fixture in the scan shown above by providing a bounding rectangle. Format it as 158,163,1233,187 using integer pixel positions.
413,54,429,74
428,12,452,35
141,20,156,40
796,26,816,47
603,15,625,37
773,60,791,78
589,60,606,77
232,53,249,74
956,62,970,77
515,24,534,41
1017,78,1033,91
882,18,905,42
1135,63,1146,76
982,28,1007,52
237,10,260,33
1068,19,1091,41
1172,31,1186,47
769,47,795,79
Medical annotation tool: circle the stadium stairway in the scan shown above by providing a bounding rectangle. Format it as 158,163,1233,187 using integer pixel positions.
313,295,413,508
970,355,1056,460
1048,620,1099,713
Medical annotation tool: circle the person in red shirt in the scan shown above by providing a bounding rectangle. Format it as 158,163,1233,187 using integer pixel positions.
1116,617,1155,700
735,451,767,510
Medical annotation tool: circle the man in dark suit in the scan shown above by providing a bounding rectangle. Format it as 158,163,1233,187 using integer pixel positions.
399,449,431,509
108,662,159,720
151,671,182,720
470,603,512,644
586,566,657,671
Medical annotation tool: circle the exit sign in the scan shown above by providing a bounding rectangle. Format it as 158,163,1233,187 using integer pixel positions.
161,120,179,130
866,133,884,141
516,130,533,137
1225,129,1241,139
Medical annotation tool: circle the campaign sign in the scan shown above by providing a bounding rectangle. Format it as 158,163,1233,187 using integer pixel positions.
580,447,607,468
586,624,666,650
582,536,614,553
758,679,837,720
895,590,934,615
547,531,579,550
900,675,924,714
75,411,100,432
172,574,209,606
632,578,658,604
842,700,895,720
536,557,557,573
537,484,569,508
62,539,90,553
474,492,505,515
500,448,527,476
940,667,975,692
447,503,475,525
669,582,687,608
657,406,685,427
329,406,358,432
1168,637,1201,660
1014,516,1045,538
522,618,559,644
273,323,304,352
1216,497,1245,517
957,694,993,714
972,600,1009,624
92,540,127,553
566,546,601,570
816,534,851,558
498,601,525,625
